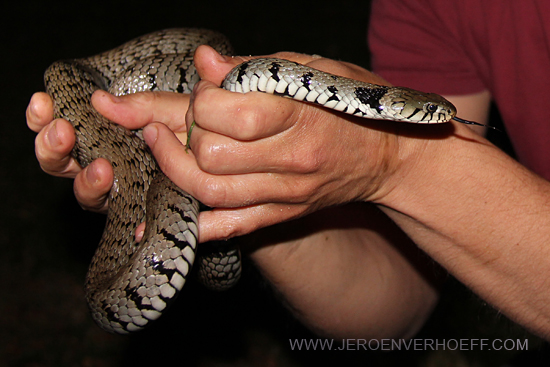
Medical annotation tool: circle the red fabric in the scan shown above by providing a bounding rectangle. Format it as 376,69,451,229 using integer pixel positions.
368,0,550,179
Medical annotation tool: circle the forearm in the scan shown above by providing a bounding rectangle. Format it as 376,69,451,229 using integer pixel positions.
246,203,440,339
378,122,550,339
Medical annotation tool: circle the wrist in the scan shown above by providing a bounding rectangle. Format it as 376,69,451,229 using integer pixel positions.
374,122,490,217
365,122,456,205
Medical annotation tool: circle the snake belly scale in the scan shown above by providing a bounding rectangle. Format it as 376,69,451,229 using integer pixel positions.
44,28,468,334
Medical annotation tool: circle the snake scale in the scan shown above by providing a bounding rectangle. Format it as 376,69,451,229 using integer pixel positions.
44,28,479,334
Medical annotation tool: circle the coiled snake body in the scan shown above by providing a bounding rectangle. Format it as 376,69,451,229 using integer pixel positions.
44,28,470,334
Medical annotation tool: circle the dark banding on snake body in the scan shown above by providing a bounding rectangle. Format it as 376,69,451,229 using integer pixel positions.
234,61,249,85
45,29,241,334
223,58,497,130
299,72,314,91
44,29,496,335
224,58,455,122
267,62,281,82
326,85,340,103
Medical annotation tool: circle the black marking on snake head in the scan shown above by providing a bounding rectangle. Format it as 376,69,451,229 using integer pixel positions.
354,86,389,109
406,109,421,120
268,62,281,82
300,72,314,90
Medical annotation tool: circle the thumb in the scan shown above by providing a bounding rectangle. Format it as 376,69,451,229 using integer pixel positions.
193,45,249,85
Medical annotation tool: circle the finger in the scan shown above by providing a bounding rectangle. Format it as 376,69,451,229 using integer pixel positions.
197,203,308,242
187,46,387,144
187,80,298,142
91,90,190,132
73,158,113,213
192,45,320,86
144,123,312,208
188,103,339,175
27,92,54,132
189,46,306,141
135,222,146,242
34,119,82,177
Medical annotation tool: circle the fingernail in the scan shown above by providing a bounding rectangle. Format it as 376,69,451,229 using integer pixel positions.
95,90,121,104
29,100,38,118
85,163,100,185
143,125,158,148
47,121,59,147
107,92,121,103
216,52,231,63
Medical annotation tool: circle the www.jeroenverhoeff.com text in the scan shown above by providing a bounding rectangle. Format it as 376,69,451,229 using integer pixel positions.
289,338,529,352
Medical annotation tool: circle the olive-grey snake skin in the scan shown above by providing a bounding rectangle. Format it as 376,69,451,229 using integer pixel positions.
44,28,476,334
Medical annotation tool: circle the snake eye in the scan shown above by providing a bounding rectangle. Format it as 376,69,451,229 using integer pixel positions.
425,103,438,113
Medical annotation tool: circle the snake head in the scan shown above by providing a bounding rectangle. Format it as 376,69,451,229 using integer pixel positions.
378,87,457,123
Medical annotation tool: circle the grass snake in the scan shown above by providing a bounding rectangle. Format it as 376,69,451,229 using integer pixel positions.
44,28,481,334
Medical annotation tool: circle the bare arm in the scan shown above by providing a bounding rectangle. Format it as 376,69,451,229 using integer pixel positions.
172,50,550,339
268,90,493,338
245,203,441,339
377,119,550,339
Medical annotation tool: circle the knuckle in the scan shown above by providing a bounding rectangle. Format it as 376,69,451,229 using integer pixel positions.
34,134,64,174
26,92,52,131
73,172,108,212
308,59,353,78
287,180,319,204
73,175,90,206
194,177,228,208
211,223,241,241
296,151,323,173
131,90,158,107
191,83,219,121
192,137,225,174
285,144,324,174
232,101,265,140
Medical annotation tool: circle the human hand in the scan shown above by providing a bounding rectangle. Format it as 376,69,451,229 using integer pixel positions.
29,46,442,243
145,45,430,241
28,47,442,339
27,92,114,213
27,87,191,215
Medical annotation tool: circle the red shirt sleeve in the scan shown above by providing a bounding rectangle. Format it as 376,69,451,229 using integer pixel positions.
368,0,487,95
368,0,550,180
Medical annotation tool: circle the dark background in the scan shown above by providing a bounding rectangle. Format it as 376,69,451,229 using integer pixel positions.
1,0,548,366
